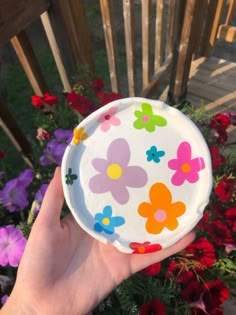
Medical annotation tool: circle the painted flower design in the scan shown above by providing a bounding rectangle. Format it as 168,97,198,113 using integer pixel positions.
168,141,205,186
97,107,121,132
129,241,162,254
138,183,186,234
73,127,88,145
94,205,125,234
89,138,148,204
133,103,167,132
146,146,165,163
65,168,78,185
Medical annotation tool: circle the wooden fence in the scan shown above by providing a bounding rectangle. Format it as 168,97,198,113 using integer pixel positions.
0,0,234,166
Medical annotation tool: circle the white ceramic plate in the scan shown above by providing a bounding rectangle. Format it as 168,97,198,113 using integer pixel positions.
61,97,212,254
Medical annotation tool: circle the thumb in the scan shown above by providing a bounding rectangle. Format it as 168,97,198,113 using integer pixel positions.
37,167,64,224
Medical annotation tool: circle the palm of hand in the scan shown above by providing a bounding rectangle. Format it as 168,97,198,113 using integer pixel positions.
11,168,195,315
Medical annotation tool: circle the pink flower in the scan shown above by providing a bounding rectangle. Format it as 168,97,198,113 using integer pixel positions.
168,141,205,186
97,107,121,132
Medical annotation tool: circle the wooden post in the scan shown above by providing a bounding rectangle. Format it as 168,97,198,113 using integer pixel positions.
100,0,120,93
155,0,165,71
54,0,95,73
11,30,48,96
0,98,33,167
123,0,136,96
168,0,203,104
40,11,71,92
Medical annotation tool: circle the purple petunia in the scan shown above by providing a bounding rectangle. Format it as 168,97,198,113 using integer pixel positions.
0,168,33,212
89,138,148,204
1,294,8,305
40,129,73,166
0,225,27,267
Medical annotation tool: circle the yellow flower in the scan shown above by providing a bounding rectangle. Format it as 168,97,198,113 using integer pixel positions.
73,127,88,145
138,183,186,234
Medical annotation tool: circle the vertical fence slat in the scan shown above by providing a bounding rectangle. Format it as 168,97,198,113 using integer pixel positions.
40,11,71,92
155,0,165,71
123,0,135,96
54,0,95,73
0,98,33,167
225,0,236,24
10,30,48,95
141,0,151,88
199,0,225,57
100,0,120,93
165,0,176,57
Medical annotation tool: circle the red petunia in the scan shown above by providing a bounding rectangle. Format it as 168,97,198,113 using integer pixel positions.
140,262,161,276
210,113,231,130
209,146,226,171
96,90,122,106
92,77,104,92
67,91,97,116
225,207,236,231
184,238,216,269
31,92,58,109
129,242,162,254
165,260,195,283
196,212,209,231
208,220,233,246
214,176,234,202
0,151,5,159
183,279,229,315
139,298,166,315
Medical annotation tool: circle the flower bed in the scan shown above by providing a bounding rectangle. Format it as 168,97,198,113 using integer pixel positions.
0,73,235,314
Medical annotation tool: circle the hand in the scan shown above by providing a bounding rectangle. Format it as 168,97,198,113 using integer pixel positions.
1,168,195,315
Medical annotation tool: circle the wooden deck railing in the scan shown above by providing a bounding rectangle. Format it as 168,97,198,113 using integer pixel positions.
0,0,233,165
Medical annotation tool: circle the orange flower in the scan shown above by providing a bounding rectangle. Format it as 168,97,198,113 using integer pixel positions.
73,127,88,145
138,183,186,234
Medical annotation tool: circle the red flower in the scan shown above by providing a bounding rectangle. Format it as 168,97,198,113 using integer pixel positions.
211,202,226,219
92,78,104,92
196,212,209,231
96,90,121,106
210,146,226,171
208,220,233,246
67,91,97,116
210,113,230,130
129,242,162,254
183,280,229,315
225,207,236,231
139,298,166,315
214,176,234,202
31,92,58,109
140,262,161,276
165,260,195,283
184,238,216,269
0,151,5,159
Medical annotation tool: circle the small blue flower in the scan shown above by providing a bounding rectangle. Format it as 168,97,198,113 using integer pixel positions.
94,205,125,235
146,146,165,163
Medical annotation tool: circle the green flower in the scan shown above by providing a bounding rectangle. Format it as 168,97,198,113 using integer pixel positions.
65,168,78,185
133,103,167,132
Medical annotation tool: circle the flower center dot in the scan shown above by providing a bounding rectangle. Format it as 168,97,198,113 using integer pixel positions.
107,163,123,180
104,114,110,120
181,163,191,173
154,209,167,222
138,246,146,254
102,217,110,225
142,115,149,122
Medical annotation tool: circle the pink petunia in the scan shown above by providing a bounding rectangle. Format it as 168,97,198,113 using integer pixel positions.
97,107,121,132
168,141,205,186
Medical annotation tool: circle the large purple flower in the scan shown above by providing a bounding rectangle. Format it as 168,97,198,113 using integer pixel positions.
40,129,73,166
89,138,148,204
33,183,48,215
0,225,27,267
0,168,33,212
